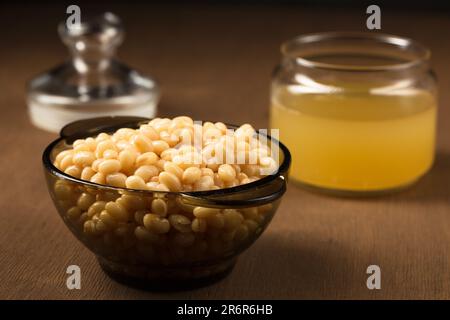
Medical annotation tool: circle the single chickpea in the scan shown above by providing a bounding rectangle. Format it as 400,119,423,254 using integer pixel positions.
140,124,160,140
103,149,119,159
73,151,96,167
105,201,129,222
114,128,136,140
134,165,159,182
125,175,147,190
106,172,127,188
193,207,220,219
143,214,170,234
98,159,122,175
136,152,158,167
173,116,194,127
60,154,74,171
64,165,81,178
77,193,96,211
95,132,110,142
218,164,236,183
193,175,214,191
118,149,138,174
160,148,176,161
151,198,168,217
168,214,192,233
81,167,96,181
182,167,201,185
159,172,182,192
152,140,170,155
66,206,82,220
131,134,154,153
90,172,106,184
163,162,184,180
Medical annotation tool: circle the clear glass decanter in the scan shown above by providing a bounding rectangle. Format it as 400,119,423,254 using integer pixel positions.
27,12,159,133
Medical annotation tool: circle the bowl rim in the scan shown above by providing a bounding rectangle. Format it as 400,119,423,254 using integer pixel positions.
42,118,291,206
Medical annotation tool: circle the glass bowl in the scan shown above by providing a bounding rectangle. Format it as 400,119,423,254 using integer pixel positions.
42,116,291,289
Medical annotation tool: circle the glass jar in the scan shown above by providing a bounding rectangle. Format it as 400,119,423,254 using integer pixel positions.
27,13,159,133
270,32,437,195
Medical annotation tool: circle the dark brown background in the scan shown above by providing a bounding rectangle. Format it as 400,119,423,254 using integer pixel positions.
0,3,449,299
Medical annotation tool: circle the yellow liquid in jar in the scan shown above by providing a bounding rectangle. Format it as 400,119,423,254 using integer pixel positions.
270,86,437,192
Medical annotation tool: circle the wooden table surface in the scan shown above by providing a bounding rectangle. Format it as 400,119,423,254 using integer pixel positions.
1,4,449,300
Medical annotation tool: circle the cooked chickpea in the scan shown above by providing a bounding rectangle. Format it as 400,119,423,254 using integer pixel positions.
193,207,220,219
182,167,201,184
81,167,96,181
73,151,95,167
105,201,128,222
103,149,118,159
152,140,170,154
131,134,153,153
106,172,127,188
222,209,243,231
218,164,236,183
159,172,182,191
163,162,183,180
77,193,96,211
65,165,81,178
151,198,168,217
60,155,74,171
192,218,207,232
118,149,137,174
90,202,107,218
136,152,158,167
168,214,191,233
98,159,121,175
143,214,170,234
90,172,106,184
125,175,147,190
134,165,159,182
95,140,116,158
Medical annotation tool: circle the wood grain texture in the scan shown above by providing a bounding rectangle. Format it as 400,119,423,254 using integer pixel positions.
0,4,449,299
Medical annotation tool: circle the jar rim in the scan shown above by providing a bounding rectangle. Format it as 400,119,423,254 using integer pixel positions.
281,32,431,72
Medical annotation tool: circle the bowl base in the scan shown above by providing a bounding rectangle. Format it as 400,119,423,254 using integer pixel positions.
97,256,237,291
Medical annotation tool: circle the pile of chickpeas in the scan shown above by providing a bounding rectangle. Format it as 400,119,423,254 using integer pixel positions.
51,117,278,272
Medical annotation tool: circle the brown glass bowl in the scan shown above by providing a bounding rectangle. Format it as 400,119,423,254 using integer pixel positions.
43,117,291,290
